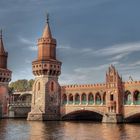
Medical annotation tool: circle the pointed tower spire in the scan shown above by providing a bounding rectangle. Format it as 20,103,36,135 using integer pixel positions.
42,13,52,38
0,29,5,54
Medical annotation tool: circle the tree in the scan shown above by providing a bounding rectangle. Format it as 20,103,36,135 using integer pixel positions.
9,79,34,92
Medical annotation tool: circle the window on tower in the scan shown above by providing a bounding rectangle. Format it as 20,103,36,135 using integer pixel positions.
51,82,54,92
38,82,40,91
110,94,114,101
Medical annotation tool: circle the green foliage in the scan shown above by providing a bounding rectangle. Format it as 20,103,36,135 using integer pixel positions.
9,79,34,92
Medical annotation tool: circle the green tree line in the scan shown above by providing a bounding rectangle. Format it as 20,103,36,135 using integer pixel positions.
9,79,34,92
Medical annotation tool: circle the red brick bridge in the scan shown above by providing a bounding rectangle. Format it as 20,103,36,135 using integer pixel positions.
60,66,140,122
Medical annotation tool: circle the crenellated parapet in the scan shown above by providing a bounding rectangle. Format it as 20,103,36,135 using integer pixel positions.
0,68,12,83
123,80,140,92
62,83,106,89
32,60,61,76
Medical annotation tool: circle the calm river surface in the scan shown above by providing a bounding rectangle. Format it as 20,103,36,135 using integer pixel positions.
0,119,140,140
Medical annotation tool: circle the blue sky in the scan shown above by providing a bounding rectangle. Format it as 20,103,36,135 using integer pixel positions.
0,0,140,85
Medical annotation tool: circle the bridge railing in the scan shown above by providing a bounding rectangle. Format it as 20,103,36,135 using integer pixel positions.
124,100,140,105
134,101,140,105
8,102,31,107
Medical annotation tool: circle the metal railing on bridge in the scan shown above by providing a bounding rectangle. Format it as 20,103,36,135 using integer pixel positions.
8,102,31,107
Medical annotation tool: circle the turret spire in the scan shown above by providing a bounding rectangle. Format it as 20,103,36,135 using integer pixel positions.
0,29,2,39
42,13,52,38
0,29,5,54
46,13,49,24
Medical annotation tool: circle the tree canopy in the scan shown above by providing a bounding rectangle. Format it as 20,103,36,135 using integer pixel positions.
9,79,34,92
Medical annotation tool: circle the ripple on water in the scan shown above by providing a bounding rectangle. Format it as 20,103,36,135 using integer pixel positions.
0,119,140,140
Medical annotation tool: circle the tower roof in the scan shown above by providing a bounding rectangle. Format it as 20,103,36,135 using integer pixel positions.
42,14,52,38
0,30,5,54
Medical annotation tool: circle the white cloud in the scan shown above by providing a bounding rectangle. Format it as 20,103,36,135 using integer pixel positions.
19,37,37,51
108,52,129,61
28,46,37,51
93,42,140,56
57,45,72,50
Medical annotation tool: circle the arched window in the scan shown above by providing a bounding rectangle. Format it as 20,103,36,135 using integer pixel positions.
51,82,54,92
38,82,40,91
110,93,114,101
95,93,101,105
103,92,106,105
88,93,94,104
81,93,87,104
75,93,80,104
134,90,140,105
62,94,67,105
124,91,131,105
68,94,73,104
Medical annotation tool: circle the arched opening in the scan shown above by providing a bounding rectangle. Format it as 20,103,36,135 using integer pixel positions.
125,113,140,123
62,94,67,105
95,93,101,105
51,82,54,92
103,92,106,105
124,91,131,105
110,94,114,101
75,93,80,104
81,93,87,104
38,82,40,91
68,94,73,104
88,93,94,105
134,90,140,105
62,110,103,121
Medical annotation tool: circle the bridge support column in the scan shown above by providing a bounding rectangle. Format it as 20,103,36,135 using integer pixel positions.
102,113,123,123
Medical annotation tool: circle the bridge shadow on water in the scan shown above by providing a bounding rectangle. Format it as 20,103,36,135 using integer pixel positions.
125,113,140,123
62,110,103,122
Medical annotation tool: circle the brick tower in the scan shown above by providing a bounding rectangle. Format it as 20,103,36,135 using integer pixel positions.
102,65,123,123
27,15,62,120
0,30,12,85
0,30,12,117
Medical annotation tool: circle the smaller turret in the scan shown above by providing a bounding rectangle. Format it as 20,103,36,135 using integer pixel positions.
0,30,12,85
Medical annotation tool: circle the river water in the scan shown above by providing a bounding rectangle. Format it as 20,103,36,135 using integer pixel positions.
0,119,140,140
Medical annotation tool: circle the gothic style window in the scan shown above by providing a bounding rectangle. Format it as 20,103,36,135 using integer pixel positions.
81,93,87,104
134,90,140,105
75,93,80,104
62,94,67,105
103,92,106,105
110,94,114,101
95,93,101,105
68,94,73,104
38,82,40,91
51,82,54,92
88,93,94,104
124,91,131,105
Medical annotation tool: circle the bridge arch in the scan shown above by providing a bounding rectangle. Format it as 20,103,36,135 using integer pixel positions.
62,109,103,121
124,112,140,122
